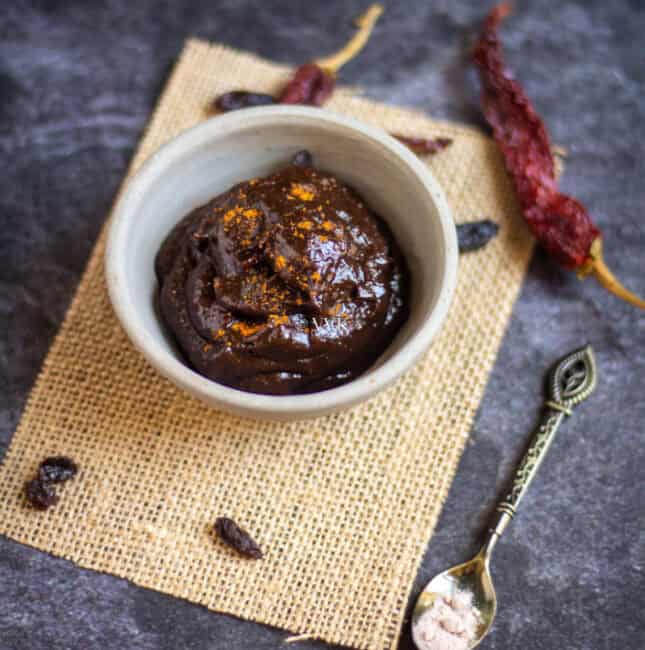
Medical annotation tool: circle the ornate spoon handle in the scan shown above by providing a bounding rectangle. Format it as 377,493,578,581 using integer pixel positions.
481,345,597,560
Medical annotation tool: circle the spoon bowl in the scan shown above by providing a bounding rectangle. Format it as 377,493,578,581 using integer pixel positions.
412,551,496,649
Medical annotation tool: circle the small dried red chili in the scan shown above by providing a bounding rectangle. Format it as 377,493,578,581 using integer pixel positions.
392,134,453,155
473,4,644,308
214,5,382,111
212,6,451,158
279,62,336,106
279,4,383,106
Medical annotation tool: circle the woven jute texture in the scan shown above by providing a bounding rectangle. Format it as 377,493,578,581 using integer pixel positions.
0,40,536,649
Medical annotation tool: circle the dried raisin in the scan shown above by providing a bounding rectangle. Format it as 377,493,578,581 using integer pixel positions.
457,220,499,253
214,517,263,559
39,456,78,484
25,478,58,510
214,91,277,112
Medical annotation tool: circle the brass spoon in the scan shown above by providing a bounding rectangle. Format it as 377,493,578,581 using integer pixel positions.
412,345,598,649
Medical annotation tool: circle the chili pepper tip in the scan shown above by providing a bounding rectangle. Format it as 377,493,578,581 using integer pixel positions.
315,4,384,75
582,239,645,309
495,3,513,21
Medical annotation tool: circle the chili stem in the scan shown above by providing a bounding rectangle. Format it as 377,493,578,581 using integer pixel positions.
316,4,383,75
284,635,317,644
552,145,568,158
583,239,645,308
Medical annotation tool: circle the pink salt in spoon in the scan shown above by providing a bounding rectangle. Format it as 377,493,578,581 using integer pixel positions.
412,345,597,649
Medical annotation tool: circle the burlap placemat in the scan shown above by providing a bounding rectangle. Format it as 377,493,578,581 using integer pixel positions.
0,40,536,649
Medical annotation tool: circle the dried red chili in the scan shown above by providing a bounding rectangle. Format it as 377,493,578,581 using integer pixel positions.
214,6,381,111
473,4,644,308
212,6,451,158
280,4,383,106
279,62,336,106
392,134,453,155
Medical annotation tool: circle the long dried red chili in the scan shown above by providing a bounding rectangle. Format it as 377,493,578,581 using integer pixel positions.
473,3,644,308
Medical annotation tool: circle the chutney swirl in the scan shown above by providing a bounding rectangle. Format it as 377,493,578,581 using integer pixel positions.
155,152,409,395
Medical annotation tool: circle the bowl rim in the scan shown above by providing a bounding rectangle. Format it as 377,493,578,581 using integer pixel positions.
105,105,458,418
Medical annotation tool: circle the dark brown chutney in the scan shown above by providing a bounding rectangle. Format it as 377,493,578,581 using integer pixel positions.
155,151,409,395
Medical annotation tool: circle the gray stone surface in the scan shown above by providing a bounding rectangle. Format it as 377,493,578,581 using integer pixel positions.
1,1,644,648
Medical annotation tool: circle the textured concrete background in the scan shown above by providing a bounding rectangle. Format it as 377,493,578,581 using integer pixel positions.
1,1,644,649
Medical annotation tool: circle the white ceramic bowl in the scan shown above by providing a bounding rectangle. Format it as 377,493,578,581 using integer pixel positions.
106,105,457,420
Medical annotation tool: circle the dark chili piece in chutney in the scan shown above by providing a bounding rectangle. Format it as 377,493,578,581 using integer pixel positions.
473,4,644,308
